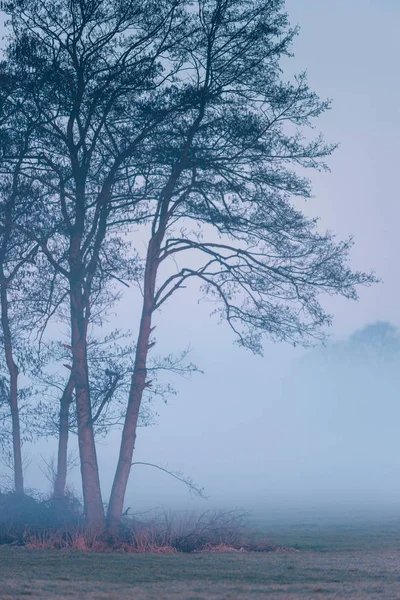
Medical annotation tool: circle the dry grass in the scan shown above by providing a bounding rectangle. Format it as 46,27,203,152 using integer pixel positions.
0,492,283,555
9,509,282,554
2,521,400,599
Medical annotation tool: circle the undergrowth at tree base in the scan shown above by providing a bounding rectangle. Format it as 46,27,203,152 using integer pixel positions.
0,490,294,553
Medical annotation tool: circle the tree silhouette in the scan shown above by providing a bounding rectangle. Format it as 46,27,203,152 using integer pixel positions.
0,0,376,528
105,0,376,526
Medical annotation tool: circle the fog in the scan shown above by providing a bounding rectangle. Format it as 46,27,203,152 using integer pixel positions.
2,0,400,521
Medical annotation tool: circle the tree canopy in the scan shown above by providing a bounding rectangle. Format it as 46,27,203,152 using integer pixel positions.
0,0,376,528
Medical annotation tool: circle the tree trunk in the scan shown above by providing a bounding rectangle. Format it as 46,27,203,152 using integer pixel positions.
106,312,152,528
9,375,23,495
70,283,105,528
53,373,74,499
106,240,158,529
0,283,23,495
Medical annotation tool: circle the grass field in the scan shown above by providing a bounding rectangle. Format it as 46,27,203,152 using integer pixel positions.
2,518,400,599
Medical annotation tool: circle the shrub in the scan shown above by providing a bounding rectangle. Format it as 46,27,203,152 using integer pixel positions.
0,488,83,545
0,501,286,553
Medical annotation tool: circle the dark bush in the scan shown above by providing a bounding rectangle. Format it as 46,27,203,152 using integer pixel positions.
0,489,84,544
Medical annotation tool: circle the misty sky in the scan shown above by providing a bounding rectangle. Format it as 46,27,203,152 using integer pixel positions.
1,0,400,516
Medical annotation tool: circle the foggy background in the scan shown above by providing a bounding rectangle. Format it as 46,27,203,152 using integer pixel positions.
2,0,400,520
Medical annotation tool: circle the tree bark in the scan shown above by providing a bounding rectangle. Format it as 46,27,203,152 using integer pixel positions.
70,280,105,528
0,283,23,495
53,373,74,499
106,239,158,528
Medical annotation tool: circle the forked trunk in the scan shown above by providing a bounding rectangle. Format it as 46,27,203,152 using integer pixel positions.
53,374,74,499
0,283,23,495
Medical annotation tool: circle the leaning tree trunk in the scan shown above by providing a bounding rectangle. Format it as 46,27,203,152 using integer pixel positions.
106,311,152,528
0,283,23,495
53,373,74,499
70,281,105,528
106,240,158,529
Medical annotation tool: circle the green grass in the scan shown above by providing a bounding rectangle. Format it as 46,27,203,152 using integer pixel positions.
2,521,400,599
249,518,400,552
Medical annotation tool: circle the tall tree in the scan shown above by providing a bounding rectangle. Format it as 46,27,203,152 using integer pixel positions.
0,57,70,496
1,0,190,526
0,124,40,494
106,0,376,525
0,0,376,529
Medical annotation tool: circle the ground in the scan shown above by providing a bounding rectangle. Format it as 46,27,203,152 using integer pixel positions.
2,518,400,599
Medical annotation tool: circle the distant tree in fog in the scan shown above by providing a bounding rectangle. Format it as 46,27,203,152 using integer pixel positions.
280,321,400,483
348,322,400,360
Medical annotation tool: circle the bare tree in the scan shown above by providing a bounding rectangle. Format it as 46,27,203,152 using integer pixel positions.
0,0,376,530
0,124,40,494
0,66,70,494
1,0,192,526
106,0,376,526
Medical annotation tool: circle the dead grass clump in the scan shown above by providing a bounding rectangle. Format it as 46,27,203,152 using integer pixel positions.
242,541,283,553
1,505,289,553
22,528,179,553
164,509,250,553
199,543,246,553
